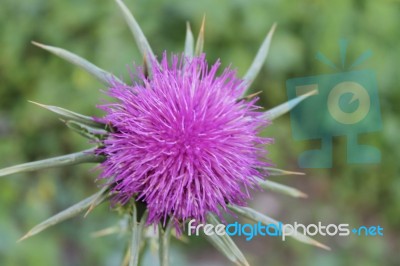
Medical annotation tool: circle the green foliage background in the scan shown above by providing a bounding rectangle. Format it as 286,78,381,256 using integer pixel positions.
0,0,399,265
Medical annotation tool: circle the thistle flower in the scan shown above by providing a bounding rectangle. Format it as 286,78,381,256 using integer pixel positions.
0,0,328,265
98,53,271,227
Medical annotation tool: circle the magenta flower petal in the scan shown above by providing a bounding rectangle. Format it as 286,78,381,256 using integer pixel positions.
97,52,272,227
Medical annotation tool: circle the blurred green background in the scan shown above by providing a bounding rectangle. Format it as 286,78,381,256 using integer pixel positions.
0,0,399,265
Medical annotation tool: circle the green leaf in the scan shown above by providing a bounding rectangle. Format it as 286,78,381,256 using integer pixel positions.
0,148,103,178
263,167,304,176
194,16,205,56
91,214,130,238
158,219,173,266
184,22,194,58
114,0,158,72
84,186,110,217
242,23,276,95
29,101,105,128
129,209,148,266
258,179,307,198
207,214,249,266
236,91,262,103
129,203,139,266
32,42,123,85
229,205,330,250
65,120,108,141
263,89,317,120
18,188,108,241
90,225,120,238
204,228,236,263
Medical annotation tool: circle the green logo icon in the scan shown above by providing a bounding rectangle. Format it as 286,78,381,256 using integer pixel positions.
286,41,381,168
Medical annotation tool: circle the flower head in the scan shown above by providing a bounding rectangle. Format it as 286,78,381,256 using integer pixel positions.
98,53,271,226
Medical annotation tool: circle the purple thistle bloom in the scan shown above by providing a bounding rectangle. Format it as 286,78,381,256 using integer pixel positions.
97,52,272,227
